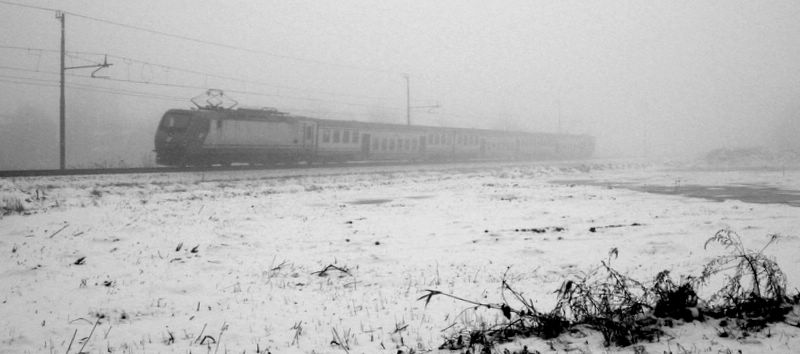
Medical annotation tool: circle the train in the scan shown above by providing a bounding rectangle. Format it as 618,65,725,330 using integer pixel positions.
154,104,595,167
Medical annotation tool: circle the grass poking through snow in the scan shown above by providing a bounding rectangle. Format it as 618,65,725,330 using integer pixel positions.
422,229,800,352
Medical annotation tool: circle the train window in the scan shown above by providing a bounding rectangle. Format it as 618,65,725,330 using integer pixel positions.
412,139,417,150
404,139,409,150
162,115,190,129
381,138,387,151
427,134,433,144
305,126,313,140
343,130,350,143
433,135,439,145
216,120,223,129
333,130,340,143
322,129,330,143
389,139,395,151
352,131,359,144
372,138,379,150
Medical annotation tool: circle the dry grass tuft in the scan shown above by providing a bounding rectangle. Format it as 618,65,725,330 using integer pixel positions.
423,229,799,352
1,196,25,215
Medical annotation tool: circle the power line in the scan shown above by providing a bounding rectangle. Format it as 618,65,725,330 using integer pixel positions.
67,82,187,102
2,63,491,126
1,45,396,101
68,12,400,75
67,51,394,101
65,75,404,110
0,0,402,76
0,76,57,88
0,75,186,102
0,66,404,111
1,58,404,110
0,0,53,12
0,73,55,84
0,44,59,53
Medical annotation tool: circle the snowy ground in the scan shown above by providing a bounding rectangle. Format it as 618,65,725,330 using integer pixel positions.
1,161,799,353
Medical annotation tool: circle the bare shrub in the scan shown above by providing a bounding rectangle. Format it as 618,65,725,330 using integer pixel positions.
698,229,792,329
423,229,798,351
650,270,699,321
553,254,660,346
1,196,25,214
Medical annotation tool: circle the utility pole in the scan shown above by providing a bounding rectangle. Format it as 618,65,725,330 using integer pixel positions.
55,11,112,170
403,73,438,126
557,99,562,134
404,74,410,125
57,11,65,170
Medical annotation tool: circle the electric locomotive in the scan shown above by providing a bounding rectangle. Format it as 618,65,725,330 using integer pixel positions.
154,91,595,166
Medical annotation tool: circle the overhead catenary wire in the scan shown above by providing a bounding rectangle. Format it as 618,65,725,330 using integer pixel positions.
0,72,479,129
0,76,391,116
0,75,187,102
67,51,394,101
0,46,400,112
77,76,404,110
2,45,398,102
0,0,402,76
0,2,486,125
0,69,405,123
0,71,402,118
0,66,471,124
0,47,465,122
1,56,403,111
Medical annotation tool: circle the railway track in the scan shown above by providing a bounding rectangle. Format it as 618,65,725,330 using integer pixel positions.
0,159,535,178
0,161,407,178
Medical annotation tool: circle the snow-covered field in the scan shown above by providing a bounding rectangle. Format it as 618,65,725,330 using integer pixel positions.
1,161,799,353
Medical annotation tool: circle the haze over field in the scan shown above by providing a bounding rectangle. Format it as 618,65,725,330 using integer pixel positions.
1,0,799,169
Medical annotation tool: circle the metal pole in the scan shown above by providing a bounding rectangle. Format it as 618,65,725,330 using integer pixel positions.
58,11,66,170
404,74,410,125
557,99,562,135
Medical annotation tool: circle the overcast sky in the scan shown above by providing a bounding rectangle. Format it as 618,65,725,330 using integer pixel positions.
1,0,800,168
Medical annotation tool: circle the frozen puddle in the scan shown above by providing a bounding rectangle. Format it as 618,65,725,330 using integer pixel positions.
349,198,393,205
555,180,800,207
348,195,433,205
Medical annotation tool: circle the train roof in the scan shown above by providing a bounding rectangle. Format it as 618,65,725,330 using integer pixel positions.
165,107,593,140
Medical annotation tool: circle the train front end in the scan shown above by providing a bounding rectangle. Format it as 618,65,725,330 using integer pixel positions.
154,109,208,166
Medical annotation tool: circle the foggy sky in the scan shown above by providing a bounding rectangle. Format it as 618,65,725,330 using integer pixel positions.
1,0,800,169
